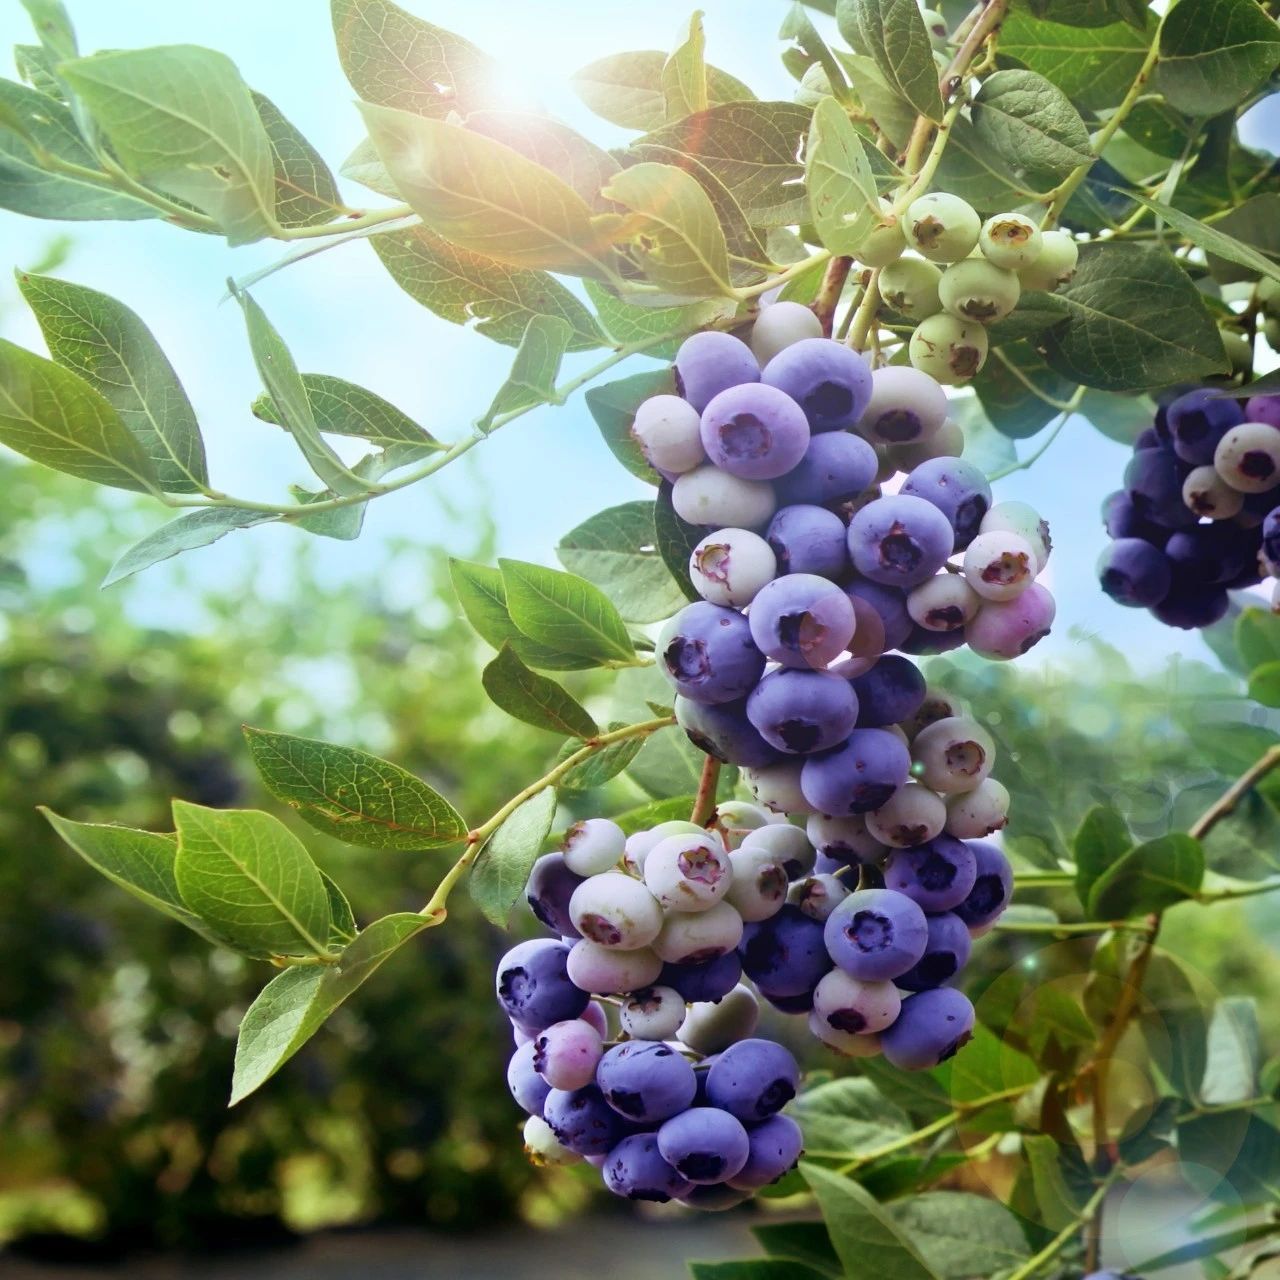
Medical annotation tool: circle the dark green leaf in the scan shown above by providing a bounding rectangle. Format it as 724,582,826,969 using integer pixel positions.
752,1222,841,1277
806,96,881,255
689,1264,829,1280
1023,1134,1086,1230
251,91,346,229
934,1025,1040,1132
985,291,1072,346
584,368,674,485
17,271,207,492
933,113,1039,214
1179,1112,1280,1202
654,483,702,604
1074,804,1132,908
972,69,1094,180
480,315,573,428
1028,0,1147,26
792,1076,912,1156
837,0,943,122
1087,833,1205,917
610,794,698,834
974,343,1076,440
482,644,598,738
1141,953,1209,1100
570,50,754,131
837,52,917,149
1028,986,1097,1061
103,508,273,587
469,787,558,925
243,726,468,850
322,873,357,945
888,1192,1031,1278
1157,0,1280,118
1204,195,1280,285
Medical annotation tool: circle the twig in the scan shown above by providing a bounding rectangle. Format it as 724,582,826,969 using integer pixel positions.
813,256,854,337
690,755,723,827
1189,745,1280,841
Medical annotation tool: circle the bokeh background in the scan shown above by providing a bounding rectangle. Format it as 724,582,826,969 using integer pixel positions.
2,2,1279,1276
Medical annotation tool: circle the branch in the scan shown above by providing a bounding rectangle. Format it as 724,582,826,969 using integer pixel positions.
813,256,854,337
1005,1175,1118,1280
986,388,1086,482
690,755,723,827
1189,745,1280,841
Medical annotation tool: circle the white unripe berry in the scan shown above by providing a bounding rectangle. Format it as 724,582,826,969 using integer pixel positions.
726,845,790,922
1183,464,1245,519
888,418,965,471
619,985,687,1040
913,715,996,794
807,1009,883,1057
806,812,888,864
678,984,760,1054
715,801,773,849
908,573,982,631
523,1114,583,1166
899,688,967,740
631,394,706,474
744,760,815,814
623,821,704,876
787,872,850,921
566,939,663,994
533,1018,604,1090
750,300,823,366
858,365,949,445
980,501,1051,572
644,831,733,912
652,900,745,964
690,527,777,606
739,823,817,879
962,530,1037,602
672,466,777,529
909,313,989,384
1214,423,1280,494
569,872,663,949
562,817,627,876
813,968,901,1034
865,782,948,847
945,777,1010,838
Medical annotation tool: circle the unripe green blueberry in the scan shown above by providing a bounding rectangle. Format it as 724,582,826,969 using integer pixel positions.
944,777,1010,838
1183,464,1244,519
1220,329,1252,379
887,418,965,471
920,8,949,45
939,258,1020,324
652,900,745,964
743,760,814,814
1265,315,1280,352
678,984,760,1054
750,300,823,366
857,199,908,268
913,715,995,794
864,782,947,848
878,256,943,320
903,192,981,263
1017,229,1078,292
909,313,989,384
978,212,1043,271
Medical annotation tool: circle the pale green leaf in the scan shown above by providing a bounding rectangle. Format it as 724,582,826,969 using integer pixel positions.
806,96,880,255
889,1192,1031,1278
662,11,708,121
480,315,573,428
1157,0,1280,117
837,0,943,121
469,787,558,925
482,644,599,738
103,508,273,587
570,50,755,131
252,91,346,229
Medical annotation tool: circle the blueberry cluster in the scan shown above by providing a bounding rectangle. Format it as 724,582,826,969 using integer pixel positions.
1098,389,1280,628
496,806,1014,1204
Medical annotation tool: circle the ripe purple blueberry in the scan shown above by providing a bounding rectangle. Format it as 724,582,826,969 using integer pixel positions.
543,1083,627,1155
673,331,759,412
766,503,852,579
848,494,955,588
1097,538,1172,608
954,839,1014,930
823,887,929,981
760,337,874,432
705,1037,801,1122
525,853,584,938
726,1113,804,1189
800,728,912,815
849,654,927,727
657,1107,751,1184
901,457,993,550
774,431,879,507
881,988,976,1070
597,1041,698,1123
747,668,859,755
883,835,978,913
675,695,783,769
700,383,811,480
496,938,589,1031
895,911,973,990
659,601,765,705
603,1132,694,1202
738,903,832,999
748,573,858,669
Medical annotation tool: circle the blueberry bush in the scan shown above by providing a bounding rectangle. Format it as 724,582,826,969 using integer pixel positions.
2,0,1280,1275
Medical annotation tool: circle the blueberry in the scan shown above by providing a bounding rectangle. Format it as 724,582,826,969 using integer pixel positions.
631,394,706,474
901,457,993,550
767,503,852,578
945,779,1011,841
848,494,955,587
750,300,823,366
543,1083,628,1155
672,465,777,528
744,759,816,815
748,573,858,669
812,966,901,1038
881,988,976,1070
678,984,761,1054
800,728,911,815
761,337,874,432
1182,464,1244,519
806,812,888,866
883,835,978,913
678,1182,754,1211
569,872,664,950
1264,505,1280,565
533,1017,605,1090
1151,581,1229,629
904,192,981,263
674,331,759,412
1017,229,1077,292
844,578,913,651
824,887,929,981
1098,538,1173,608
705,1037,801,1122
739,823,816,880
496,939,589,1031
726,844,791,923
526,854,585,938
1215,421,1280,493
849,654,927,727
1164,523,1255,587
895,911,972,991
659,601,765,705
738,903,832,998
1246,393,1280,428
954,839,1014,930
602,1132,693,1202
701,383,811,480
908,573,982,632
879,256,943,320
727,1113,804,1189
979,212,1042,271
913,714,996,795
562,818,627,877
619,985,687,1040
1123,448,1196,529
657,1106,751,1184
938,257,1020,324
661,951,744,1004
567,939,663,995
597,1041,698,1123
866,783,947,849
507,1040,552,1115
787,872,851,922
1102,489,1165,542
1166,388,1244,465
858,366,949,446
675,695,783,769
965,582,1056,660
963,530,1036,601
747,668,859,755
653,901,745,965
690,527,778,607
899,624,968,656
644,831,734,913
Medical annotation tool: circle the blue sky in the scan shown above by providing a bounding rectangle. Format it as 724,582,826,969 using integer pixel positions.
1,0,1277,666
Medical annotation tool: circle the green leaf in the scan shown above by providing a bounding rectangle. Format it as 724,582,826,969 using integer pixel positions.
557,501,688,624
0,338,159,492
480,315,573,428
690,1265,829,1280
358,102,618,280
663,11,708,121
603,162,736,297
482,644,598,738
469,787,558,925
570,51,754,132
242,726,467,851
555,722,650,792
60,46,277,245
340,135,398,198
1236,607,1280,672
1028,0,1147,25
654,483,704,604
41,810,225,945
448,559,600,671
330,0,500,117
17,271,207,492
1157,0,1280,117
1028,986,1097,1065
230,911,430,1104
585,368,674,485
800,1163,939,1280
791,1076,912,1156
1202,997,1262,1105
889,1192,1031,1278
1043,243,1229,391
751,1222,841,1277
998,9,1154,112
1024,1135,1087,1230
1087,832,1205,917
932,113,1038,214
372,225,607,352
103,508,273,587
231,285,367,497
1176,1112,1280,1202
806,96,881,255
20,0,77,60
972,69,1094,181
636,102,812,228
172,801,332,959
1204,195,1280,285
322,873,357,945
973,343,1075,440
584,281,725,359
500,558,640,667
946,397,1018,475
14,43,65,98
837,0,943,122
1141,953,1209,1100
1248,661,1280,708
610,794,697,834
782,3,853,104
838,52,917,149
252,91,345,229
934,1024,1040,1132
1079,389,1156,445
1073,804,1132,908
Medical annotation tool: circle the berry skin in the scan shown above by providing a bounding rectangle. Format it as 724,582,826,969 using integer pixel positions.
1183,464,1244,519
526,853,585,938
508,1040,552,1115
602,1133,693,1202
678,983,760,1053
1246,393,1280,428
945,777,1010,839
978,212,1043,271
676,695,783,770
705,1038,801,1122
774,431,879,507
812,967,901,1034
954,839,1014,930
744,759,816,815
497,939,589,1031
965,582,1056,660
881,988,976,1070
858,365,949,445
631,394,706,474
660,602,765,707
913,715,995,795
562,818,627,877
963,530,1036,601
788,872,851,923
856,198,908,268
674,331,760,412
701,383,811,480
716,801,773,849
888,417,966,472
533,1017,604,1090
904,192,982,262
569,872,664,949
909,313,989,384
1215,422,1280,493
899,687,966,739
679,1183,754,1211
653,901,745,965
747,668,859,755
866,783,947,848
727,1113,804,1189
661,950,743,1004
690,527,778,607
1167,388,1244,466
801,728,912,816
750,300,823,366
740,823,817,880
848,494,955,588
567,939,664,995
1264,505,1280,565
766,503,851,579
624,820,708,876
1152,582,1229,629
1097,538,1173,608
900,624,966,657
1017,229,1078,291
806,812,888,866
658,1107,751,1184
808,1012,884,1057
597,1041,698,1123
1102,489,1164,542
727,844,791,922
544,1083,627,1155
896,911,973,991
850,654,928,727
1124,448,1196,529
901,456,994,550
824,887,929,981
672,466,777,528
738,902,833,998
879,256,943,320
761,338,874,432
980,500,1051,572
938,257,1020,324
883,835,978,913
844,578,913,651
523,1114,582,1167
644,831,733,913
909,573,981,631
749,573,858,669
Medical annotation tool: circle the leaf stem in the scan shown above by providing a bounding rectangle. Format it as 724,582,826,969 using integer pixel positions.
1188,745,1280,841
277,204,416,239
690,755,722,827
733,249,832,301
995,917,1152,935
985,387,1086,481
1005,1175,1117,1280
